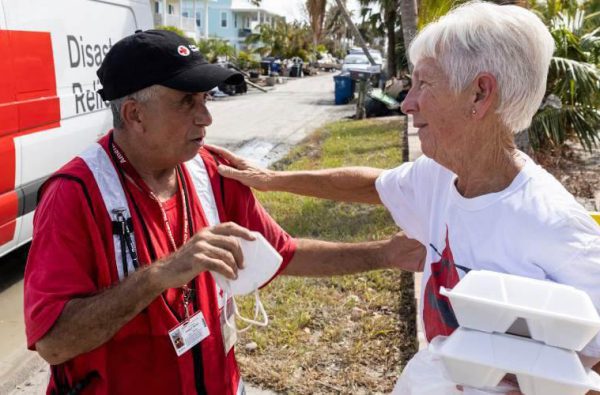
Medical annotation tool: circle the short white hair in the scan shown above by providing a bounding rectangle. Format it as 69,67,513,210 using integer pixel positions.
409,1,555,132
110,85,161,129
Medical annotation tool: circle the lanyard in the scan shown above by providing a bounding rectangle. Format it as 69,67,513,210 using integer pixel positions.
110,138,195,320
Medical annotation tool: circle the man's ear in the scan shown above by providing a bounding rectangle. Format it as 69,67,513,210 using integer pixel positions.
471,72,497,119
121,99,143,130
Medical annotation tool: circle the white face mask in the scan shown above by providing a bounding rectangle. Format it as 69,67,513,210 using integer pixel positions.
212,232,282,333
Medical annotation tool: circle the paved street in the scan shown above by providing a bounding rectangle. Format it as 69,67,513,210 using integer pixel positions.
0,72,354,394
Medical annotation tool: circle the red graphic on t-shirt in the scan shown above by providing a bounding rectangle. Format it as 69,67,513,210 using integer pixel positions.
423,228,460,342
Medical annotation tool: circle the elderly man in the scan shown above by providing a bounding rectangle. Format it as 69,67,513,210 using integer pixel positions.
213,2,600,394
23,30,425,395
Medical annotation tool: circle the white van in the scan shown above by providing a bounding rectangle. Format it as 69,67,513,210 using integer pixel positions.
0,0,153,258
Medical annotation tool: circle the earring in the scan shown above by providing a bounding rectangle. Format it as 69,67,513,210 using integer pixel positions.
471,109,477,115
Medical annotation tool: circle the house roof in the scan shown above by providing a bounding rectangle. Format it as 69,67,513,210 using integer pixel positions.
230,0,282,16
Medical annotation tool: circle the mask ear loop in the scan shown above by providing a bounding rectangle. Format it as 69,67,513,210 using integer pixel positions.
222,289,268,333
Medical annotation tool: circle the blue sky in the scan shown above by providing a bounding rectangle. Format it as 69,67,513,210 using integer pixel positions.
260,0,364,22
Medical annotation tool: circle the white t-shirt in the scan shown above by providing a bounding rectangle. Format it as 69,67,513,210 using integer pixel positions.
376,154,600,358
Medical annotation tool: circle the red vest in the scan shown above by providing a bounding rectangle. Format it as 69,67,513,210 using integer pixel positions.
44,139,244,395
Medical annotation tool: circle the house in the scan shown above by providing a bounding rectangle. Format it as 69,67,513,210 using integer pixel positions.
152,0,284,50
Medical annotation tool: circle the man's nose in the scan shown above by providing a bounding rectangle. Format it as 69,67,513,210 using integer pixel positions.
400,88,418,115
195,104,212,127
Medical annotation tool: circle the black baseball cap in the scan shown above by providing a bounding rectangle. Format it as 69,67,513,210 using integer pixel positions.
97,29,243,101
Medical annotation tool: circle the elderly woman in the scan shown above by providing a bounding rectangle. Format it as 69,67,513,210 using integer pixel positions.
210,2,600,394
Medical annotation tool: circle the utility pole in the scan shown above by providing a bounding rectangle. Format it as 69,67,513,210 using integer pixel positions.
333,0,376,119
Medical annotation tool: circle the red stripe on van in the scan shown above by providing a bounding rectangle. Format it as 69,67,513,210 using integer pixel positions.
0,191,18,246
0,30,60,246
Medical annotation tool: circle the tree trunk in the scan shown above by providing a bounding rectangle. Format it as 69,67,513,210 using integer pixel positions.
399,0,418,164
385,3,397,77
400,0,418,73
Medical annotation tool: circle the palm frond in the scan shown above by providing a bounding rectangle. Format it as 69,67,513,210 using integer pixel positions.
550,56,600,104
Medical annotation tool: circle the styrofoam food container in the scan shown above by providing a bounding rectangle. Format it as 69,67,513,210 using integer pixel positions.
440,270,600,350
212,231,282,296
430,327,600,395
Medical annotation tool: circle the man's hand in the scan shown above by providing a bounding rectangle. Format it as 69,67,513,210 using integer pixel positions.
156,222,255,289
206,145,275,191
381,232,426,272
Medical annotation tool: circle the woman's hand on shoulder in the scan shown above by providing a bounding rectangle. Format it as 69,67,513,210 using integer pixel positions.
206,144,276,191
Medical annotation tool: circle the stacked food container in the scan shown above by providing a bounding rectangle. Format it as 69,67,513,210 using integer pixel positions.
431,270,600,395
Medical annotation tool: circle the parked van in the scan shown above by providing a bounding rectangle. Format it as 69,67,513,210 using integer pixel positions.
0,0,153,258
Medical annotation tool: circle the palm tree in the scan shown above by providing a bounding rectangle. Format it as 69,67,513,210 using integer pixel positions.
323,2,351,58
307,0,329,57
529,8,600,151
245,20,313,60
357,1,402,77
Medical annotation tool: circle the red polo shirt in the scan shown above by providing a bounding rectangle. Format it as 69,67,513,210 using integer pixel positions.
24,133,296,394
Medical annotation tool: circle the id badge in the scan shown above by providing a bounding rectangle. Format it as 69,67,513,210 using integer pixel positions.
221,297,237,354
169,311,210,357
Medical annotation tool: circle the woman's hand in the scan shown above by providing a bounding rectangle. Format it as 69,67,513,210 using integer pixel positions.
206,144,276,191
457,374,522,394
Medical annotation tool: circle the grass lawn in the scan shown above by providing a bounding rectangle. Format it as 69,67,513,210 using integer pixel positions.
236,117,417,394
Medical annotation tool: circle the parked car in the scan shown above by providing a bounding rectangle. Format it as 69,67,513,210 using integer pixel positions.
341,52,385,73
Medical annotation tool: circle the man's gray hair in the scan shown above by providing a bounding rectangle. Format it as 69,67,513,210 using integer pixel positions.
409,1,555,132
110,85,161,129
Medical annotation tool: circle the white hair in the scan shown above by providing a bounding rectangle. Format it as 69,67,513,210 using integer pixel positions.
409,1,555,132
110,85,161,129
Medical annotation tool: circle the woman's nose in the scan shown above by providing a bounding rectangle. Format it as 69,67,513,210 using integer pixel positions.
401,88,418,115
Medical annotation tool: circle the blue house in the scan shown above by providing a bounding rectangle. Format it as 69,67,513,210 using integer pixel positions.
172,0,284,50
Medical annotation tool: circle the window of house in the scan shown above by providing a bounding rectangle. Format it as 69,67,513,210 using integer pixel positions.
168,4,175,15
234,15,238,28
196,11,201,27
221,12,228,28
245,17,250,28
154,1,160,14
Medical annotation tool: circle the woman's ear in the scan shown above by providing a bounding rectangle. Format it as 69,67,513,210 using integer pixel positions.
471,72,498,119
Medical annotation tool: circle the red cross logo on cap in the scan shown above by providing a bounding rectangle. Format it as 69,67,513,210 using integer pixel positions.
177,45,190,56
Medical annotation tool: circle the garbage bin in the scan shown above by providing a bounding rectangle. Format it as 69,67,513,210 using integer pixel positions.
334,74,353,105
260,61,271,76
289,64,302,77
270,61,282,75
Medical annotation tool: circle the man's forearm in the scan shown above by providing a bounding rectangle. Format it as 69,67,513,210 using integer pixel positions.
271,167,383,204
284,236,424,277
36,264,164,365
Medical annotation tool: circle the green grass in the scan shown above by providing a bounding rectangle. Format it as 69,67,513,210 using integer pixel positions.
235,117,417,394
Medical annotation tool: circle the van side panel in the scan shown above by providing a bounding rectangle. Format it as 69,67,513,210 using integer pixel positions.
0,26,19,250
0,29,61,255
0,0,153,257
